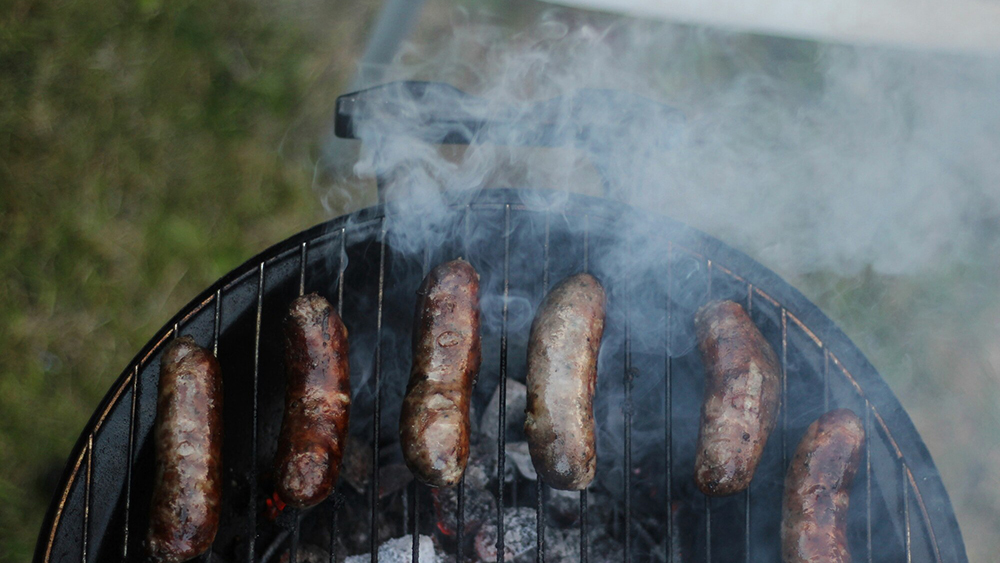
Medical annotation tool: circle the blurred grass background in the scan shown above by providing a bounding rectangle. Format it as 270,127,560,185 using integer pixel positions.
3,0,999,562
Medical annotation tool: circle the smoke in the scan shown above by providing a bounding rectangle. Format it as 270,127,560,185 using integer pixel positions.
324,9,1000,277
316,8,1000,556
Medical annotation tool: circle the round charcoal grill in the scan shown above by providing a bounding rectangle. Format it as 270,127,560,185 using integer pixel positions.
36,86,967,563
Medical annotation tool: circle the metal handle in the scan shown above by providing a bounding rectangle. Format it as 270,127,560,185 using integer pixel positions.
334,81,684,200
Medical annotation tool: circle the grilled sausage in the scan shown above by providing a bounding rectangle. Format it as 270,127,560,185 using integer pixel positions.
274,293,351,508
694,300,781,496
525,273,606,491
147,336,223,563
782,408,865,563
400,259,481,487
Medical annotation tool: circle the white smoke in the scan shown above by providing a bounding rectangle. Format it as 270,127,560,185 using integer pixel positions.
323,10,1000,277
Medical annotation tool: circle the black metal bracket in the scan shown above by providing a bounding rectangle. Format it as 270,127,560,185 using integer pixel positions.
334,81,684,201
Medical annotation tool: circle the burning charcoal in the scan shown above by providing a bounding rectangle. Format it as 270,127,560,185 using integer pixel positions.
340,435,373,493
344,535,439,563
474,508,537,562
379,463,413,499
504,442,536,482
480,379,527,445
432,484,496,538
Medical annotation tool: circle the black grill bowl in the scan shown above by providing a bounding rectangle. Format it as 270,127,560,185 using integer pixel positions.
35,188,967,563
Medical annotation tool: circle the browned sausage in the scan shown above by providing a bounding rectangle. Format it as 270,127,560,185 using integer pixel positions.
400,259,481,487
525,273,606,491
274,293,351,508
147,336,223,563
694,300,782,496
782,408,865,563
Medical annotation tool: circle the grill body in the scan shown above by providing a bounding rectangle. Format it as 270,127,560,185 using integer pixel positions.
35,188,966,563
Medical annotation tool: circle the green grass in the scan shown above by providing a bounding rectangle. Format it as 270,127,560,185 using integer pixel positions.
0,0,377,559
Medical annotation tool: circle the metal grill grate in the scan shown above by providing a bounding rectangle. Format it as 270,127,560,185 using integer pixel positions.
36,188,965,563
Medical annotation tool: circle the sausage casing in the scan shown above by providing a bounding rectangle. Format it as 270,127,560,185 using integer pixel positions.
694,300,782,496
525,273,606,491
147,336,223,563
400,259,481,487
274,293,351,508
782,408,865,563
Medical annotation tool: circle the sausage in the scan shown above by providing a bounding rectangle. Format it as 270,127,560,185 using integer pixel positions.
782,408,865,563
524,273,606,491
694,299,782,496
147,336,223,563
400,259,481,487
274,293,351,507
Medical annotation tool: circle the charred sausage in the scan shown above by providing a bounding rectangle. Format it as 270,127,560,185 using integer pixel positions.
694,300,782,496
400,259,481,487
274,293,351,508
147,336,223,563
525,273,606,491
782,408,865,563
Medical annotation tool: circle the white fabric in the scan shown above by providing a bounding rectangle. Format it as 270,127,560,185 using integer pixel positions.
544,0,1000,54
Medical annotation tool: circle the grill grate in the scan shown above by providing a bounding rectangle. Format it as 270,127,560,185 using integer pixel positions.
36,188,966,563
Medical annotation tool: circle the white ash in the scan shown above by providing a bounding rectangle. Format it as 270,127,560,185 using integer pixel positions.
344,535,438,563
503,441,536,482
479,379,527,445
474,507,537,562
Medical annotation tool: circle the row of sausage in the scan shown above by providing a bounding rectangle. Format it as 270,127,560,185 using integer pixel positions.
145,259,863,563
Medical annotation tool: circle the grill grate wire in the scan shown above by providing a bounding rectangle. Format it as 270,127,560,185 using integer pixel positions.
40,192,963,563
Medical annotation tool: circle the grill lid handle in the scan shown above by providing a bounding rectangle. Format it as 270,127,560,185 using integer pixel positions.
334,80,683,150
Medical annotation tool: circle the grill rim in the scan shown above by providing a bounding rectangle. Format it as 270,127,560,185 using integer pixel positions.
34,187,968,563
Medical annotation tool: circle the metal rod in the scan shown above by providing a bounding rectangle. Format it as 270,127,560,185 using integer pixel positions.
823,348,830,412
496,205,511,563
580,490,588,563
332,229,345,563
214,290,222,356
745,283,753,563
904,462,912,563
537,212,550,563
289,512,300,563
624,265,633,563
338,228,346,317
123,364,139,561
82,436,91,563
580,214,590,563
411,485,419,562
458,204,471,563
536,481,545,563
331,494,340,563
704,496,711,563
664,243,673,563
249,264,265,563
456,474,465,562
781,309,788,470
299,242,307,296
705,260,712,563
372,221,387,563
866,401,873,563
205,290,222,563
